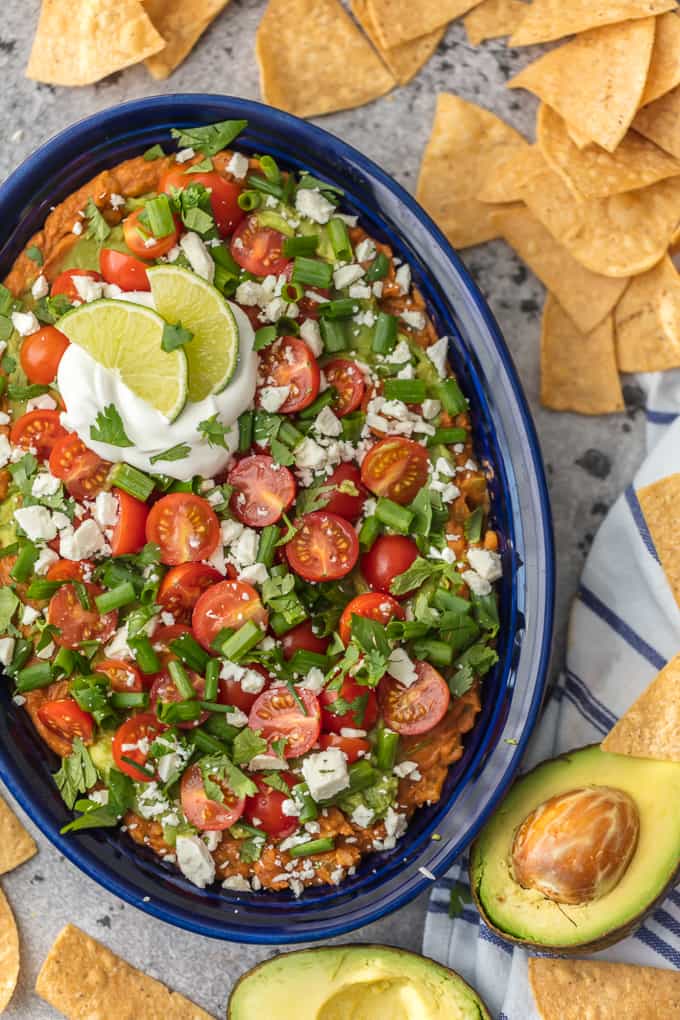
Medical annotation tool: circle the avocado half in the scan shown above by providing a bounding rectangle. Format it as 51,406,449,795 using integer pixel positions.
227,945,490,1020
470,744,680,954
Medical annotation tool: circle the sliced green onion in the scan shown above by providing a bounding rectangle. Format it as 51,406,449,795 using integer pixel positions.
364,252,390,282
52,646,76,678
204,658,220,703
259,155,280,183
10,543,38,584
168,659,196,701
283,235,319,257
94,582,136,615
16,661,52,693
158,700,203,725
190,729,230,755
376,726,399,772
286,679,308,715
383,379,427,403
238,410,254,451
25,578,63,600
73,581,91,611
121,755,155,778
437,378,467,416
257,525,279,569
328,218,352,261
246,172,284,199
376,497,414,534
320,317,347,354
346,759,377,794
318,298,356,320
372,312,397,355
292,256,332,289
292,782,318,823
358,516,381,550
433,589,471,614
218,620,263,660
281,280,304,303
269,604,308,636
111,691,149,710
278,420,303,448
198,701,237,714
144,194,174,237
427,427,468,447
109,463,154,502
0,542,18,560
297,389,335,420
237,190,261,211
288,649,328,674
169,632,210,673
288,837,335,858
129,635,161,675
412,638,453,668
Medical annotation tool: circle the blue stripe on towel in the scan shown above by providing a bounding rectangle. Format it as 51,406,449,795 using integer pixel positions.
646,408,678,424
625,486,660,563
565,671,617,731
635,925,680,969
578,586,666,670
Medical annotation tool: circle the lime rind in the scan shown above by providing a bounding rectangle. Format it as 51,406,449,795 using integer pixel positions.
58,299,188,422
147,265,240,403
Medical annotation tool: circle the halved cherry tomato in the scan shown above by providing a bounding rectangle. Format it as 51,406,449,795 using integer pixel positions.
361,437,430,505
112,713,165,782
20,325,69,385
243,772,298,840
110,489,148,557
219,663,271,714
49,433,110,500
122,208,179,260
192,580,268,651
10,410,66,461
280,620,329,661
180,763,245,831
258,336,320,414
248,686,321,758
228,454,296,528
37,698,94,744
338,592,404,646
46,559,92,582
230,216,290,276
150,668,207,729
47,581,118,649
320,677,378,734
151,623,191,652
158,563,221,623
145,493,219,566
100,248,150,292
380,660,450,736
324,359,366,417
319,732,370,764
160,167,245,237
51,268,103,304
286,512,359,582
323,463,367,522
361,534,419,596
95,659,143,693
283,263,328,320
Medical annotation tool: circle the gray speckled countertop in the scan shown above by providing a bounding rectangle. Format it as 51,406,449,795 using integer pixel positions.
0,2,648,1017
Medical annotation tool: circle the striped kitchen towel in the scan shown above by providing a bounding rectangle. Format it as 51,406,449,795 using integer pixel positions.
423,369,680,1019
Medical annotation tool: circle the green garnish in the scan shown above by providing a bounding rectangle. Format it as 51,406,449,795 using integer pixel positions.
149,443,191,464
83,198,111,243
90,404,133,448
171,119,248,157
197,413,230,449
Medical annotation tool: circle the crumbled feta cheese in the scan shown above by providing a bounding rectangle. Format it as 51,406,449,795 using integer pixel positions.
395,264,411,295
393,760,420,779
422,398,441,420
60,519,109,560
389,339,412,364
461,569,492,597
230,527,259,568
387,647,418,688
467,547,502,582
384,807,408,840
33,547,59,576
221,519,245,545
21,605,40,626
281,798,301,817
72,221,83,236
223,875,251,892
295,188,335,224
238,563,269,586
340,727,367,739
31,274,49,300
90,789,110,806
11,310,39,337
109,193,125,209
400,309,426,331
105,623,133,660
427,336,449,376
0,638,15,666
298,667,326,694
351,804,375,828
36,641,55,660
314,406,342,437
202,831,223,853
26,394,57,412
30,471,59,499
225,708,249,728
355,238,376,263
175,147,195,163
299,318,323,357
333,264,364,290
0,435,9,469
179,232,215,283
259,385,290,413
0,412,8,426
176,835,216,889
302,748,350,802
295,437,326,470
348,284,371,300
14,505,57,542
227,152,249,180
93,491,119,529
249,754,288,771
72,274,104,303
240,668,266,694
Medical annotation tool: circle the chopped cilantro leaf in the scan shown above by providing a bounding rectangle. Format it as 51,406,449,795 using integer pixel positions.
143,144,165,161
90,404,133,447
0,589,19,632
26,246,43,266
197,413,230,449
170,119,248,157
161,321,193,352
149,443,191,464
186,157,214,174
232,727,267,766
83,198,111,243
54,738,98,809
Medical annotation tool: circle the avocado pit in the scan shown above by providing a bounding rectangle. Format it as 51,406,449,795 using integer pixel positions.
511,785,639,905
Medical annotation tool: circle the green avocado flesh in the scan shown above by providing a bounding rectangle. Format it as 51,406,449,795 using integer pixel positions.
471,745,680,948
228,946,489,1020
58,225,130,273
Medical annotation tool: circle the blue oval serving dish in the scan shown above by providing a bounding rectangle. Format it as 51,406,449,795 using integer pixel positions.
0,94,554,943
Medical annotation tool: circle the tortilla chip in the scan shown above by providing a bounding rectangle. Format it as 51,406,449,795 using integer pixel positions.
541,297,623,414
637,474,680,611
518,165,680,278
417,94,528,248
640,11,680,107
509,0,675,46
26,0,165,86
36,924,213,1020
634,84,680,159
493,207,629,334
0,887,19,1013
366,0,478,49
478,146,545,203
509,19,655,153
143,0,230,79
257,0,394,118
464,0,527,45
0,795,37,876
350,0,444,85
537,105,680,201
567,122,594,150
529,958,680,1020
602,653,680,761
615,256,680,371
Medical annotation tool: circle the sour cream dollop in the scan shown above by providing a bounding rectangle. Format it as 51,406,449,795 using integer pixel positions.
58,302,257,481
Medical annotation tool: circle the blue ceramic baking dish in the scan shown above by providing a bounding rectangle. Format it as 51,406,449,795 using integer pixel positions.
0,94,554,943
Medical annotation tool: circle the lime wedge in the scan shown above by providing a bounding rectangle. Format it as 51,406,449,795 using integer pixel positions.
58,300,187,422
147,265,239,403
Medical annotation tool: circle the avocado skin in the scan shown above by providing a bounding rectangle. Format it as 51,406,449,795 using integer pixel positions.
469,744,680,956
227,944,490,1019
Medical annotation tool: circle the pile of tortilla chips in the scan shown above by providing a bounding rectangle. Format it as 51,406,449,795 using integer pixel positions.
0,794,37,1014
26,0,232,84
417,4,680,415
